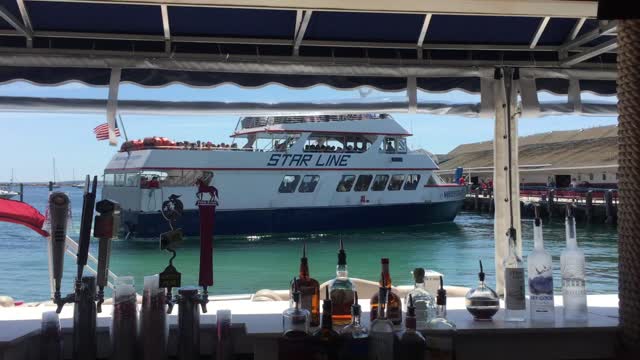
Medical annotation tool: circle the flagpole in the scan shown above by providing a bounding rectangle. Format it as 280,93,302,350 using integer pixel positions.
117,114,129,142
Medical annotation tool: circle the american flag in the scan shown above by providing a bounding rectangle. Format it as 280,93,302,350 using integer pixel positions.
93,122,120,141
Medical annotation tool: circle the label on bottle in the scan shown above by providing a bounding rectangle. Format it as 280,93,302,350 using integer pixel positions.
529,274,554,317
505,268,526,310
298,285,314,313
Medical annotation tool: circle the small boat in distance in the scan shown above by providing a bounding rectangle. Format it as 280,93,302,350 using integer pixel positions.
1,169,20,199
102,114,466,238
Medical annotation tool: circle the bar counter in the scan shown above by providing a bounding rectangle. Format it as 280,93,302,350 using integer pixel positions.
0,294,618,360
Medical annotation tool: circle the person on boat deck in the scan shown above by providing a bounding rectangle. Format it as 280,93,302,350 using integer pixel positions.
570,178,578,188
140,176,149,188
148,176,160,189
458,176,466,186
386,141,395,152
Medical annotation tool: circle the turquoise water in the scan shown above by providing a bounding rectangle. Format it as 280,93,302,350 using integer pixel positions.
0,186,618,302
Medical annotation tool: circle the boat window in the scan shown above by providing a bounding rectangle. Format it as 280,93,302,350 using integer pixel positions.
299,175,320,193
114,173,125,186
103,173,115,186
140,171,169,188
371,175,390,191
404,174,421,190
382,138,397,153
336,175,356,192
354,175,373,192
427,175,438,185
125,173,140,187
388,175,405,191
602,173,607,181
396,138,408,154
589,173,594,180
279,175,301,193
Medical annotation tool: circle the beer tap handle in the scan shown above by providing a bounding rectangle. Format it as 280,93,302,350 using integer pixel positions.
94,198,120,314
76,176,97,282
200,286,209,314
166,288,175,314
49,192,70,310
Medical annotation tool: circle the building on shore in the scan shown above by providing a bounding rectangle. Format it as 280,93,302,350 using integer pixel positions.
436,125,617,189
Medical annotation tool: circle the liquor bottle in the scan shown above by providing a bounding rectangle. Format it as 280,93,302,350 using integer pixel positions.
283,277,310,337
340,292,368,360
370,258,402,325
503,227,526,322
427,277,455,360
398,295,427,360
404,267,436,329
368,281,395,360
313,287,340,360
341,292,368,338
465,260,500,320
296,243,320,327
527,207,555,323
428,276,456,329
329,239,355,326
561,205,588,322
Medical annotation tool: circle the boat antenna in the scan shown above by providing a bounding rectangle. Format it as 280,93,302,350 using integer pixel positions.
117,114,129,143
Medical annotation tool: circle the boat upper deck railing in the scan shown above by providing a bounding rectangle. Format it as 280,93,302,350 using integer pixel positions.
237,113,393,131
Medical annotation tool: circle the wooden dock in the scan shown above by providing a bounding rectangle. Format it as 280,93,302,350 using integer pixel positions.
463,188,618,224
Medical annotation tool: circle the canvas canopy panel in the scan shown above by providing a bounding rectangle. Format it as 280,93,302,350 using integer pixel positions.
0,0,617,95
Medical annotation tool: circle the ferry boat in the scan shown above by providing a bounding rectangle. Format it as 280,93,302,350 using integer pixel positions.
102,114,465,238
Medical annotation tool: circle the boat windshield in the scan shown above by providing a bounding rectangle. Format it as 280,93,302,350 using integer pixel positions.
237,113,392,131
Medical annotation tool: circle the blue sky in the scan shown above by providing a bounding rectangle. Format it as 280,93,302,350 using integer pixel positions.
1,82,617,182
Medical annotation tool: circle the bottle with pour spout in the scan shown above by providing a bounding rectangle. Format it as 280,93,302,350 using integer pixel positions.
527,206,555,323
561,204,588,322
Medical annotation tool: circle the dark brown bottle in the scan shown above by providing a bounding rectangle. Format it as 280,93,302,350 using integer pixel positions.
296,243,320,327
312,287,340,360
370,258,402,325
398,294,427,360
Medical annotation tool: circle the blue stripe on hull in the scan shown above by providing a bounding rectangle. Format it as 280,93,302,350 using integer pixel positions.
124,201,463,238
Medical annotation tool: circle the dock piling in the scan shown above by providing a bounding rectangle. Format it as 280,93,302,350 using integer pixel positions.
547,189,555,220
474,190,480,211
605,190,615,225
585,190,593,224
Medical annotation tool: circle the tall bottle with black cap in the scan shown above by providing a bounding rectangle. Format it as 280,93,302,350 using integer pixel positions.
398,295,427,360
504,227,526,322
329,239,355,326
370,258,402,325
527,206,555,323
561,204,587,322
296,243,320,327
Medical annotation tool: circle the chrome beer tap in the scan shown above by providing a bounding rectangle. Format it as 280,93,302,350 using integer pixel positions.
48,192,70,312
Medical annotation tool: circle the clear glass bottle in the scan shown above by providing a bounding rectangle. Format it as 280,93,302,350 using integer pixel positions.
504,228,526,322
561,205,588,322
404,268,436,329
465,260,500,321
368,283,395,360
370,258,402,325
329,239,355,326
527,209,555,323
398,295,427,360
340,292,369,360
283,277,310,337
296,243,320,327
341,292,368,338
428,276,456,330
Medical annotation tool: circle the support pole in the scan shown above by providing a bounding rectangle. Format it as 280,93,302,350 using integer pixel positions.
492,67,522,295
106,68,121,146
617,19,640,357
